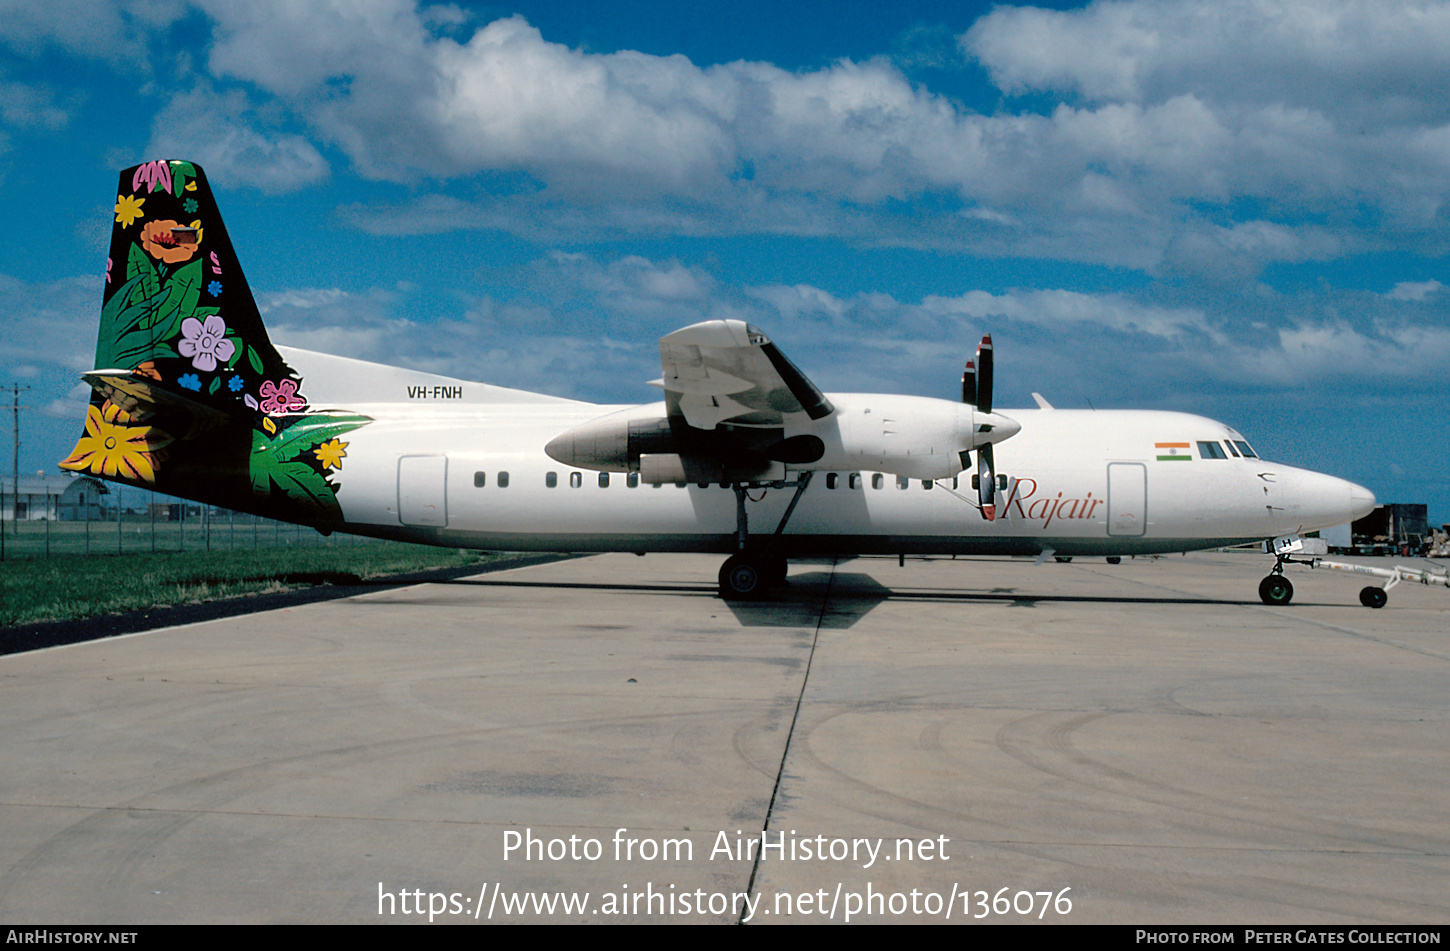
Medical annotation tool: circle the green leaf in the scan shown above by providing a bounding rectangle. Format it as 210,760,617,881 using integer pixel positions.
96,274,150,367
125,243,159,305
208,377,221,395
267,414,372,463
226,342,243,369
248,428,352,519
151,259,203,337
247,346,264,374
170,162,196,197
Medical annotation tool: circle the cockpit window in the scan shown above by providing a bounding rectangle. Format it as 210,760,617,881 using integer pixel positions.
1197,441,1228,459
1233,440,1258,459
1224,441,1240,457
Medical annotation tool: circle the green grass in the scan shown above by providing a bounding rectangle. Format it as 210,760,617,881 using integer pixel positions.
0,540,493,627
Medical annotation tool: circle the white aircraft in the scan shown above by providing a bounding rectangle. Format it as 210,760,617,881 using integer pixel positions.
66,161,1377,603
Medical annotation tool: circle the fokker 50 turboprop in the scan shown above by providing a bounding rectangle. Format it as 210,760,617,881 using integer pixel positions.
65,161,1378,603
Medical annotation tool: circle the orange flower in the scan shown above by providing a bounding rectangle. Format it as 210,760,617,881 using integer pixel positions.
140,219,198,264
59,402,171,483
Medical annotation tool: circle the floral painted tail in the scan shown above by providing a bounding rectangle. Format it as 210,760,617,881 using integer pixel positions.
61,161,369,524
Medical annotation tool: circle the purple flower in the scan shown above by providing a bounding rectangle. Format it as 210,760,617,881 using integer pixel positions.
258,379,306,415
178,373,201,391
177,314,236,372
207,280,222,297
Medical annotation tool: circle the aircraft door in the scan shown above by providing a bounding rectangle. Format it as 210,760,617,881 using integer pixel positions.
398,455,448,527
1106,462,1146,536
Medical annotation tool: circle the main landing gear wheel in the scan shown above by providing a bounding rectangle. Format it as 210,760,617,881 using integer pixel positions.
1258,575,1294,605
718,553,790,599
1359,586,1388,609
720,554,767,600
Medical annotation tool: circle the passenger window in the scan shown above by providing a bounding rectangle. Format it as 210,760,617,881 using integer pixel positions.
849,473,860,490
897,475,909,490
598,472,610,488
872,473,883,490
627,472,639,488
546,471,558,488
473,471,486,488
675,481,687,489
570,471,582,488
951,477,959,490
826,473,838,490
923,479,933,489
498,471,509,488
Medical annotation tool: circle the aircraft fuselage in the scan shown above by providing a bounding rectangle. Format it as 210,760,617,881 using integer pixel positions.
312,390,1367,559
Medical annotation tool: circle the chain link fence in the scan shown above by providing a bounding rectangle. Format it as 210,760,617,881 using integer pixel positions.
0,486,369,561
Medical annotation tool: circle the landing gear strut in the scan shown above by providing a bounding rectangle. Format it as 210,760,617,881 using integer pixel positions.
718,473,811,600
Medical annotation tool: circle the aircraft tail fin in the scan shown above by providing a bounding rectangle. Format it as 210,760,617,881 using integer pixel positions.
61,161,370,522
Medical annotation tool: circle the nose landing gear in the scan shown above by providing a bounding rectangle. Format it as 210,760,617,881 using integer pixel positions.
1258,572,1294,605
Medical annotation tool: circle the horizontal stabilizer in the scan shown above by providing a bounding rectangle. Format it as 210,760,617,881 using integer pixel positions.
83,368,231,435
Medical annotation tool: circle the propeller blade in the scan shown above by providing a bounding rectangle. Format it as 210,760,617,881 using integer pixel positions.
961,359,976,405
975,333,993,415
978,442,996,521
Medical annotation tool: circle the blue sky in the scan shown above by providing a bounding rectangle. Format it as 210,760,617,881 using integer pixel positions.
2,0,1447,523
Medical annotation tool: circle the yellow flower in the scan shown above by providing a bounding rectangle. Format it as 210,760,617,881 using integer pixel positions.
114,193,145,228
314,439,348,470
59,402,170,483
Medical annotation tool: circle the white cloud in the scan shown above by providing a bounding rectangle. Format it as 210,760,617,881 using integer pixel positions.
0,0,184,69
1387,280,1445,301
0,274,100,371
20,1,1450,281
1231,319,1450,382
964,0,1450,119
920,288,1216,340
146,85,328,193
0,80,71,130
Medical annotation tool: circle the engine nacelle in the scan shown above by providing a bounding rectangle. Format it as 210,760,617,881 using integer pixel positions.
543,403,672,473
545,394,1018,482
799,394,1018,481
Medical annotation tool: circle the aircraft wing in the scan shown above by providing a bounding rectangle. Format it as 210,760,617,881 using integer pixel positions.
654,320,834,431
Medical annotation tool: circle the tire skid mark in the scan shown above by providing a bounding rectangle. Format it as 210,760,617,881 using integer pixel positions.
992,711,1447,856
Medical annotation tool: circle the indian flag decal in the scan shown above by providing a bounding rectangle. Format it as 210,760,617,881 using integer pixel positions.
1155,441,1192,461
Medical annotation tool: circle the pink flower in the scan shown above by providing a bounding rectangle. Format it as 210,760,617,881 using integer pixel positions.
177,314,236,372
258,379,306,415
132,161,173,195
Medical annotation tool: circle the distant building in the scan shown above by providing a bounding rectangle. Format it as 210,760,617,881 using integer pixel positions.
1352,503,1431,554
0,473,107,521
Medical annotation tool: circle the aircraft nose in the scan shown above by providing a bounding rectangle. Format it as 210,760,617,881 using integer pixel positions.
1350,482,1376,521
1274,467,1375,532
